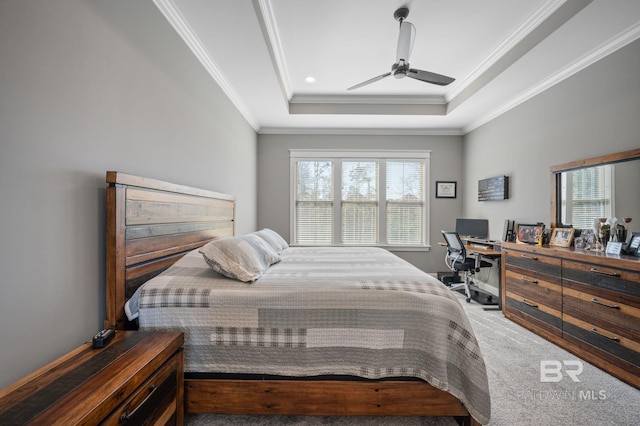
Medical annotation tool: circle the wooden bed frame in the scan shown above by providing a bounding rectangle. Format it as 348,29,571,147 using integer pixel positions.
105,171,482,426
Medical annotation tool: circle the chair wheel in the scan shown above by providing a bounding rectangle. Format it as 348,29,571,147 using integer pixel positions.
466,297,471,303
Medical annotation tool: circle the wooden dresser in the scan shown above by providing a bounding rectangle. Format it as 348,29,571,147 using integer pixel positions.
501,242,640,389
0,331,184,425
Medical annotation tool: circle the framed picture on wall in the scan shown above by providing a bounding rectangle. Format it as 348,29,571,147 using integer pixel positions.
435,181,457,198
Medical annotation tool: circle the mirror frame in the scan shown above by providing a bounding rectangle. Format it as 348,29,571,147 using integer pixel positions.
550,148,640,227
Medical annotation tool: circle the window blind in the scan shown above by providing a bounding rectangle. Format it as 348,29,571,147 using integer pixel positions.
386,161,424,244
341,161,378,244
295,160,333,244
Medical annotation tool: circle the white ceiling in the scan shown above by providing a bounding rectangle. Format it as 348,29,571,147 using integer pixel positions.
153,0,640,135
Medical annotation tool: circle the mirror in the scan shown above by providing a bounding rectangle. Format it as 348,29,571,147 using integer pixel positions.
550,149,640,233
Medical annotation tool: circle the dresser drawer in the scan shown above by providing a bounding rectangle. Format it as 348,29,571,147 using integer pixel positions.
504,268,562,333
503,248,561,276
563,260,640,300
563,312,640,371
563,282,640,334
505,269,562,310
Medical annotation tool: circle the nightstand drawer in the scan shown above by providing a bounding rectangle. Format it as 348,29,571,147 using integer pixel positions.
103,350,180,425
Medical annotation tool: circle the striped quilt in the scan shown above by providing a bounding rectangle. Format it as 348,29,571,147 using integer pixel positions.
136,246,491,423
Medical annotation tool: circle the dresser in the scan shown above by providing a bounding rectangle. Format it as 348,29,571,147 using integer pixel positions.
501,242,640,389
0,331,184,425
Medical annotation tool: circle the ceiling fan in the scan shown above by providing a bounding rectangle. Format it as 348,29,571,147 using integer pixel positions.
347,7,455,91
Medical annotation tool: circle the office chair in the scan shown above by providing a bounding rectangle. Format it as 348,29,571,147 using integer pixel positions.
441,230,492,303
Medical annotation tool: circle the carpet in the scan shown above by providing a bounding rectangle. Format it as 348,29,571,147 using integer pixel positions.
186,292,640,426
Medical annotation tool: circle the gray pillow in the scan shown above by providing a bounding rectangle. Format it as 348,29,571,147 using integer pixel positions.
199,234,280,282
253,228,289,254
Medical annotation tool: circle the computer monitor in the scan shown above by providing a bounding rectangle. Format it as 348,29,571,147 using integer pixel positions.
455,218,489,239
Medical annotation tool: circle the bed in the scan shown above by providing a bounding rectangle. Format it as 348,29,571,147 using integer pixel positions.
105,171,491,425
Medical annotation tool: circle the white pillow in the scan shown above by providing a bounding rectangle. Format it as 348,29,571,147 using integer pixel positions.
253,228,289,254
199,234,280,282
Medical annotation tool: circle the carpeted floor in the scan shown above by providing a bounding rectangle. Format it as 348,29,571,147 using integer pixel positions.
186,291,640,426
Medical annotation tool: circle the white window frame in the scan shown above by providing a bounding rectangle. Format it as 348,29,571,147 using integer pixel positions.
290,149,431,251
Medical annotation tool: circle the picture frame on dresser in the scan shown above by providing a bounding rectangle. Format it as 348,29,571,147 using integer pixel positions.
516,224,544,245
549,228,575,247
628,232,640,256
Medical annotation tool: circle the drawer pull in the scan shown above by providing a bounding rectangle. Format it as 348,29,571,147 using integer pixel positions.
589,268,620,277
522,299,538,308
119,384,158,423
520,254,538,261
521,276,538,284
590,328,620,342
591,298,620,310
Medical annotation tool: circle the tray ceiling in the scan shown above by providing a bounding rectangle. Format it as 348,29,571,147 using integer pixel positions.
153,0,640,135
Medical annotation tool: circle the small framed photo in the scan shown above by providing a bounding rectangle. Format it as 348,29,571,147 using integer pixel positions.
549,228,575,248
580,229,595,250
628,232,640,256
436,181,457,199
516,224,545,246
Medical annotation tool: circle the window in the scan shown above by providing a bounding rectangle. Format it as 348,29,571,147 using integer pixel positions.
561,164,613,228
342,161,378,244
386,160,425,245
291,150,430,248
295,160,333,244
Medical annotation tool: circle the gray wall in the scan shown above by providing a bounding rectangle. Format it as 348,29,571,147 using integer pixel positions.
0,0,257,389
257,134,463,272
462,39,640,234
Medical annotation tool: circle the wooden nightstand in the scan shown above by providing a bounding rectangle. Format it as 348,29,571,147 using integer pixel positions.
0,331,184,425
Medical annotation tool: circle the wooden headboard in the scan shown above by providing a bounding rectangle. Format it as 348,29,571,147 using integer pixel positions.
105,172,236,330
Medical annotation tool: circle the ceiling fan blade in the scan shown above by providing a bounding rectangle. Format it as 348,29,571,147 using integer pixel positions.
407,68,455,86
347,72,392,91
396,21,415,63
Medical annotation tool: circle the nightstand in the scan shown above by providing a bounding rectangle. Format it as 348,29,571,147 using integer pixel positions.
0,331,184,425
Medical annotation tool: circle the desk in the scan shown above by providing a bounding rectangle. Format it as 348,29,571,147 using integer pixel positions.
463,242,502,310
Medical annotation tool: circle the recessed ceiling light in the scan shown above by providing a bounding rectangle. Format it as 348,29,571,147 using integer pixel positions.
305,76,316,83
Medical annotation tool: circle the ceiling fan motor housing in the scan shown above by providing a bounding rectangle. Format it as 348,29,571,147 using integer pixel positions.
393,7,409,22
392,62,409,78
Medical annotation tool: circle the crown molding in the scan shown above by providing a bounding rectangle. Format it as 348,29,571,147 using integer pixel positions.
152,0,259,131
463,20,640,134
446,0,567,102
290,94,446,105
258,127,464,136
253,0,293,101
